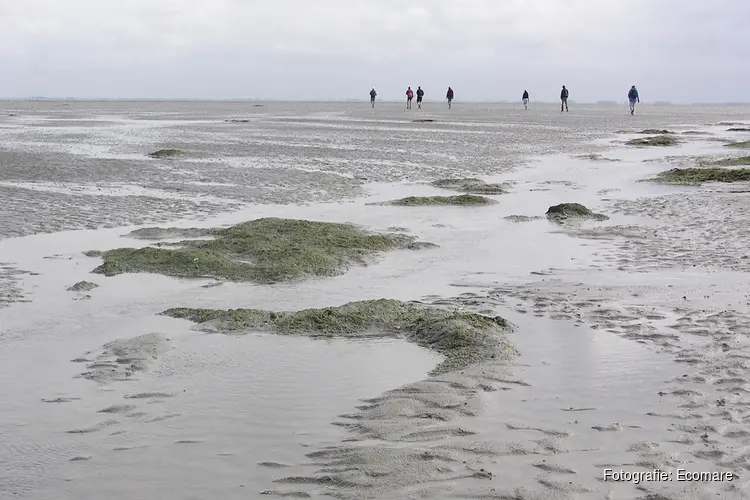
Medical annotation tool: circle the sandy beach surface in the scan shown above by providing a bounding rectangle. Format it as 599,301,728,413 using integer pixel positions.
2,100,750,499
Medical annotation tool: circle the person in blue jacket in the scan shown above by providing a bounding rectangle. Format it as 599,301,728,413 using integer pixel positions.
628,86,640,115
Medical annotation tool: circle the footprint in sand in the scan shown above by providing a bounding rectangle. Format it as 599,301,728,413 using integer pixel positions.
124,392,175,400
67,420,119,434
98,404,136,414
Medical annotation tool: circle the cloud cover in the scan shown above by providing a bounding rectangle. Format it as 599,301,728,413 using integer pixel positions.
1,0,747,102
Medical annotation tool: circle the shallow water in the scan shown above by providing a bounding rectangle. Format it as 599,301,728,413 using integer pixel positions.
2,103,750,499
12,334,439,500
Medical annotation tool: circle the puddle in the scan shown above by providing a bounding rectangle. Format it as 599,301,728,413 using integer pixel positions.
1,327,439,499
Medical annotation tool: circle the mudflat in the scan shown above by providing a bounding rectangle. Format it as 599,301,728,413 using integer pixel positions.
2,101,750,500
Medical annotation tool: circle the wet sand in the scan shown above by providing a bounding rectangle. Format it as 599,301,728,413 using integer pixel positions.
2,101,750,499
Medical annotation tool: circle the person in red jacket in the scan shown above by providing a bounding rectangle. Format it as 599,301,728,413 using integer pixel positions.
406,87,414,109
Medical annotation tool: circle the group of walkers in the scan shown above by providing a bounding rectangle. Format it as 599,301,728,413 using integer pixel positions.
368,85,642,114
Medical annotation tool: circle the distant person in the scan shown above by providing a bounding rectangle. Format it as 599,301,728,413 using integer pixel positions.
560,85,569,112
628,85,640,115
416,86,425,109
522,90,529,110
406,87,414,109
370,88,377,108
446,87,454,109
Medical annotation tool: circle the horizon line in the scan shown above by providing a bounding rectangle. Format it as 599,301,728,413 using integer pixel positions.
2,98,750,106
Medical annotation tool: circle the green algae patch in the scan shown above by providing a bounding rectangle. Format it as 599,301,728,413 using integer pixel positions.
574,153,621,162
386,194,496,207
725,141,750,149
88,218,435,284
639,129,674,135
162,299,517,375
125,227,215,240
504,215,542,223
626,135,679,147
148,149,184,159
710,156,750,167
546,203,609,222
653,167,750,185
431,178,507,195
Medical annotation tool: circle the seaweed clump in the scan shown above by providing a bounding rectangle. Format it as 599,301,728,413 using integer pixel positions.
546,203,609,222
386,195,496,206
725,141,750,149
654,167,750,185
87,218,435,284
626,135,679,147
639,129,673,135
67,281,99,292
148,149,184,159
163,299,517,375
711,156,750,167
431,178,507,195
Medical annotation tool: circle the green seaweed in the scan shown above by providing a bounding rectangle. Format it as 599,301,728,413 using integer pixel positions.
387,194,496,206
725,141,750,149
163,299,517,375
546,203,609,222
626,135,679,147
148,149,184,158
431,178,507,195
709,156,750,167
88,218,435,283
653,167,750,185
639,129,673,135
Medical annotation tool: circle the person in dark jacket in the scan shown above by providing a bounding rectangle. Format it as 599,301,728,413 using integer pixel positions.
369,88,377,108
628,86,640,115
416,86,425,109
446,87,454,109
560,86,569,112
522,90,529,110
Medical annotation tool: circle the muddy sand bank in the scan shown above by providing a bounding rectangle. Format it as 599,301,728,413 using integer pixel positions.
2,106,750,499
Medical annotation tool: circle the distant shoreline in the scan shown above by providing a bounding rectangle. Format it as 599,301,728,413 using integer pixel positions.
2,98,749,106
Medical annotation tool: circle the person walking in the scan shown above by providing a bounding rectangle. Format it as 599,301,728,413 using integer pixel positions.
416,86,425,109
522,90,529,110
628,85,640,115
560,85,569,112
446,87,454,109
369,88,377,108
406,87,414,109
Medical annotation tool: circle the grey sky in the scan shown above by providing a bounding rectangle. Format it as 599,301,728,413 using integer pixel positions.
2,0,747,102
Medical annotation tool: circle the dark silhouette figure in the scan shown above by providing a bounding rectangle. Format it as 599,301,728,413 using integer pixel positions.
446,87,454,109
628,85,640,115
370,88,377,108
406,87,413,109
560,85,569,112
522,90,529,110
416,86,424,109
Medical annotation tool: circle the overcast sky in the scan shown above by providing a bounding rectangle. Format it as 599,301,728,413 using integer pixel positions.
1,0,747,103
